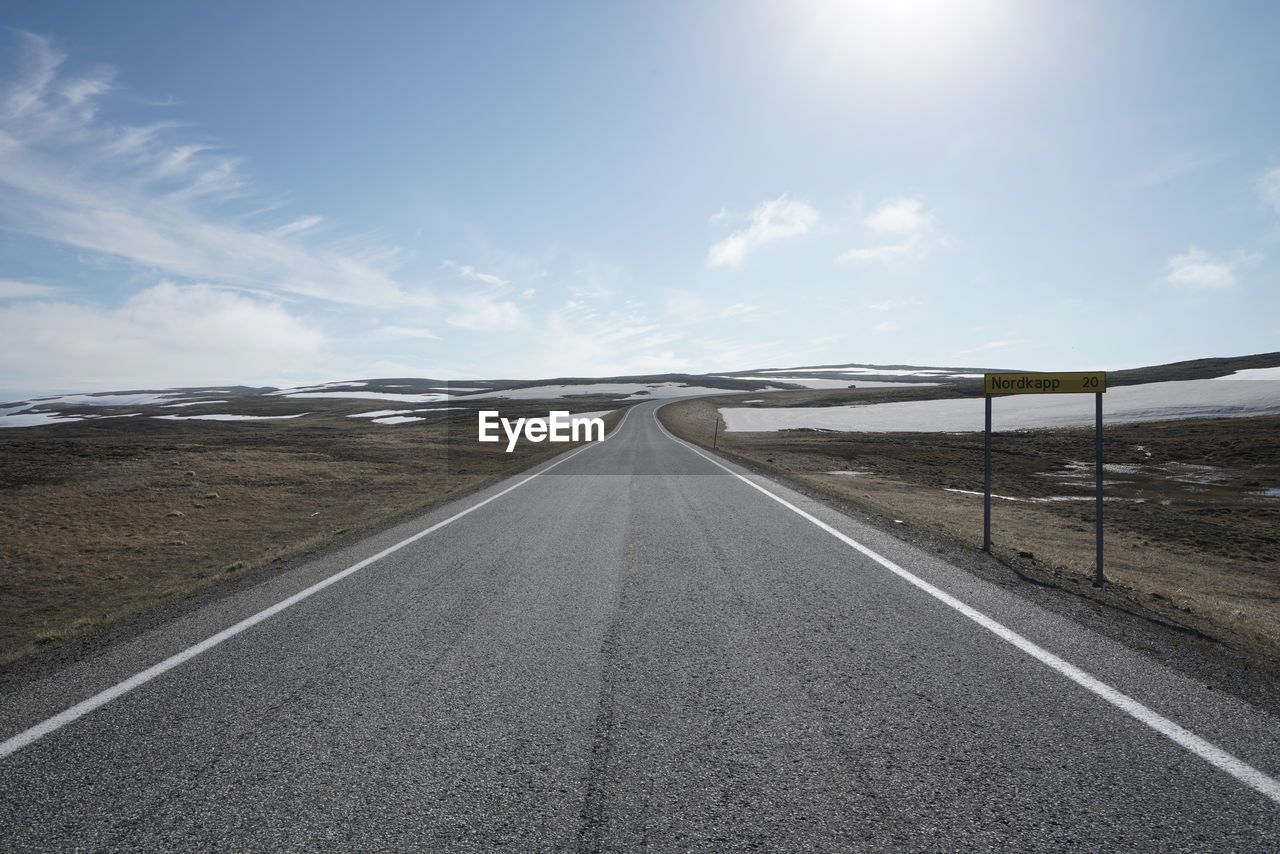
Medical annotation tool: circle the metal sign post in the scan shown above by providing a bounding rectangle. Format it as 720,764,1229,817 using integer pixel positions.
983,394,992,552
1094,390,1103,587
982,372,1108,585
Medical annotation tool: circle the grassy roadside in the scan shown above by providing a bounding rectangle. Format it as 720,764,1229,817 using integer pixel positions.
0,405,630,669
659,394,1280,665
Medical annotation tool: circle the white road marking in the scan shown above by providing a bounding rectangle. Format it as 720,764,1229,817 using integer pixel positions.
0,406,634,759
651,405,1280,805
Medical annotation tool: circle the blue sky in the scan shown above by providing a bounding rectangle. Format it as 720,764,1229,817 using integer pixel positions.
1,0,1278,396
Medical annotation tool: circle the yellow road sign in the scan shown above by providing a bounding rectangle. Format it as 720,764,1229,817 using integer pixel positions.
984,372,1106,395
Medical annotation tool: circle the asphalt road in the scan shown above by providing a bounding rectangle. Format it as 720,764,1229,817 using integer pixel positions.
2,400,1279,852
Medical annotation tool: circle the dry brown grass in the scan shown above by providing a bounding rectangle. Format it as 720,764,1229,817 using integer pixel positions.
661,395,1280,661
0,406,627,668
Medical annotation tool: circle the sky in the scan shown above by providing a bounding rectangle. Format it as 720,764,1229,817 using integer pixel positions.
1,0,1278,397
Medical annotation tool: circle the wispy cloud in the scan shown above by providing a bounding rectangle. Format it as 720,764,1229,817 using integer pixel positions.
863,297,923,312
537,298,688,376
870,320,901,333
441,259,509,288
664,290,707,321
269,215,325,238
865,198,933,234
707,195,820,268
1259,167,1280,215
0,282,325,392
1126,149,1225,189
447,293,524,331
375,325,438,340
0,32,425,309
1162,247,1248,289
663,291,760,324
957,339,1023,356
439,259,523,331
0,279,62,300
839,197,951,264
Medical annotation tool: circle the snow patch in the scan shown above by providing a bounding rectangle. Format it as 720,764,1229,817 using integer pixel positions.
283,391,451,403
370,416,426,425
728,376,938,389
946,488,1024,501
348,409,415,418
466,383,729,400
154,413,309,421
0,412,87,428
721,378,1280,433
753,367,980,378
348,407,464,419
274,381,369,394
1213,366,1280,380
23,392,184,408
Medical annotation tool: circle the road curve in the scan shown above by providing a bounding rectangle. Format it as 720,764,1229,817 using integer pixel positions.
2,399,1279,852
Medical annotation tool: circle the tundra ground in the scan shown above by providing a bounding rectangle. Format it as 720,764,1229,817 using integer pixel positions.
0,404,627,668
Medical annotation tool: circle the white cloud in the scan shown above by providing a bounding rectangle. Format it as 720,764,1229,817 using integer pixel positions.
864,298,925,311
521,298,689,376
1259,167,1280,214
865,198,934,235
0,32,424,309
957,339,1023,356
439,259,523,331
0,282,325,392
1163,247,1240,289
871,320,901,333
441,259,509,287
1126,150,1223,189
0,279,62,300
707,195,820,268
840,243,917,264
269,215,325,238
447,293,523,332
665,290,707,320
663,292,760,324
375,325,438,340
365,359,470,380
840,196,950,264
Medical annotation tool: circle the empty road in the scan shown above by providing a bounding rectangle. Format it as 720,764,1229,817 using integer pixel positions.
2,400,1279,852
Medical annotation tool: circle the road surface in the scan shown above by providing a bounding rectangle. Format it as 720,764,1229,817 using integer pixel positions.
2,400,1279,851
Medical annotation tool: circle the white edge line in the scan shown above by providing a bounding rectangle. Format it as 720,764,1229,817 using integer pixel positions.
0,404,636,759
651,404,1280,805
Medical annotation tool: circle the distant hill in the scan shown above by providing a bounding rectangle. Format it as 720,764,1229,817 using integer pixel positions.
2,354,1276,430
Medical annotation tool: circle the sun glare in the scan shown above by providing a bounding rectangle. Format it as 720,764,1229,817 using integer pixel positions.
790,0,1016,88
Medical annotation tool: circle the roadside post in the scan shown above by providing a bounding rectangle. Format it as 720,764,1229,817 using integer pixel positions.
982,372,1108,586
983,395,993,552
